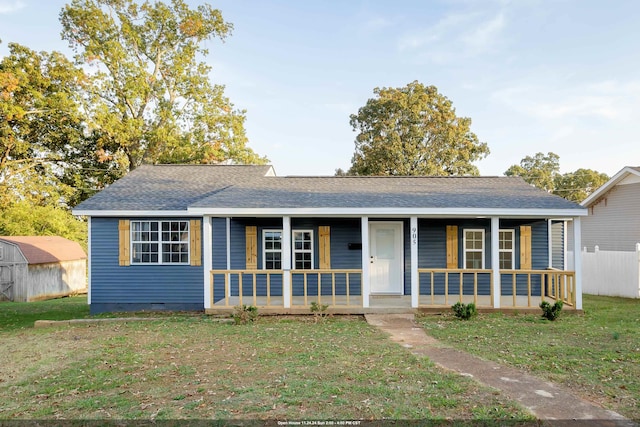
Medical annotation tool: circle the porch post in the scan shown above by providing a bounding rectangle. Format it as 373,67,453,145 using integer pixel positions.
490,216,501,308
410,216,419,308
283,216,292,308
203,216,212,309
87,217,92,305
226,217,231,270
563,220,568,270
573,217,583,310
361,216,370,308
547,219,553,268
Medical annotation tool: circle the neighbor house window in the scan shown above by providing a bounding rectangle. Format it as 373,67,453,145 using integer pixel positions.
131,220,189,264
293,230,313,269
263,230,282,269
499,230,514,269
464,229,485,269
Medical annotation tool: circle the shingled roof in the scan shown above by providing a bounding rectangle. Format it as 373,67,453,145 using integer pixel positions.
0,236,86,264
191,175,582,210
73,164,584,214
74,164,275,211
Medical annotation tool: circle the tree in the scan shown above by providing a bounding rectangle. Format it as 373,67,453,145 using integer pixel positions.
504,152,609,202
0,42,86,208
504,152,560,192
59,0,267,174
553,168,609,203
0,201,87,250
345,81,489,176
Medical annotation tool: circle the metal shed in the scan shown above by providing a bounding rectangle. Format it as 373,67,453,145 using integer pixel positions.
0,236,87,302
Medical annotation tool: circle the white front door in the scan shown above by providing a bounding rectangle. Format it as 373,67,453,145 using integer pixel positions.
369,221,404,294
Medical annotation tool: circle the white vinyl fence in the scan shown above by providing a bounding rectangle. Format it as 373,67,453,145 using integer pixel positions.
578,245,640,299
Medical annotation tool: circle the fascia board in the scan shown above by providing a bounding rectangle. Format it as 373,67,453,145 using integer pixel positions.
581,166,640,207
72,209,191,217
187,207,588,218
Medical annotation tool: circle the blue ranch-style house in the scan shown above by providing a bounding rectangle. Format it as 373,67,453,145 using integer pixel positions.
73,165,587,314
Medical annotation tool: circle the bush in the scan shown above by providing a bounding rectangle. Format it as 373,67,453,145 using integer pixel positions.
232,305,258,324
310,301,330,322
540,300,563,321
451,302,477,320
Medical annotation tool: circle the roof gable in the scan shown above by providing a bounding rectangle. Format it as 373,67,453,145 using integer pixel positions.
581,166,640,207
0,236,86,264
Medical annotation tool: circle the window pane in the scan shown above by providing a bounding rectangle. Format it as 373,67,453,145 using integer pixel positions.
466,252,483,269
499,252,513,269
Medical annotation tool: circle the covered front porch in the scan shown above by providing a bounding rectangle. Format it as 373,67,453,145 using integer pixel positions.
202,215,583,314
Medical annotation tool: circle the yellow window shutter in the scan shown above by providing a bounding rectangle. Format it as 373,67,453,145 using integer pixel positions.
118,220,130,266
190,219,202,266
318,226,331,269
446,225,458,269
520,225,532,270
246,226,257,269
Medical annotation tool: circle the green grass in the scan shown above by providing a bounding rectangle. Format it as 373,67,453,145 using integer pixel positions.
0,314,534,422
418,295,640,420
0,295,89,331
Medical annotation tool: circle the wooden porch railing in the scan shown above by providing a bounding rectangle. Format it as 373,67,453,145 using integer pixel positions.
500,269,576,307
210,268,575,310
499,269,575,308
290,269,362,308
417,269,493,307
418,268,576,308
210,269,284,308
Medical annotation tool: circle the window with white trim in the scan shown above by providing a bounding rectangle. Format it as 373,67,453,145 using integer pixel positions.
131,220,189,264
499,229,514,269
263,229,282,269
293,230,313,269
463,229,485,269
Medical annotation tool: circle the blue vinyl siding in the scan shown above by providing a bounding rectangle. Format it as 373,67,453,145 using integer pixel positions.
212,217,227,269
90,217,203,312
215,218,364,301
418,219,491,296
551,221,564,269
417,219,549,297
418,219,447,268
500,220,548,296
403,220,411,295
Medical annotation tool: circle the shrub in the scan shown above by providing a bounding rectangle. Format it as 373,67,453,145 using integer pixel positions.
539,300,563,321
451,302,477,320
232,305,258,324
310,301,330,322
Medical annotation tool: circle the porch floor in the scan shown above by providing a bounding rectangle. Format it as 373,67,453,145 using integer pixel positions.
206,294,573,315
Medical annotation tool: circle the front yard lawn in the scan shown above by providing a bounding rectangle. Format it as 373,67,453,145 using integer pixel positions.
0,313,533,422
418,295,640,420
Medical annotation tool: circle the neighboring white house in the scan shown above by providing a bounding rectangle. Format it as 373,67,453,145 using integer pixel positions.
580,166,640,298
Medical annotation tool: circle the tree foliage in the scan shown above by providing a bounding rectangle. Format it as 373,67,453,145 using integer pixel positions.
553,168,609,203
60,0,267,174
504,152,560,192
0,201,87,251
0,42,85,208
505,152,609,202
346,81,489,176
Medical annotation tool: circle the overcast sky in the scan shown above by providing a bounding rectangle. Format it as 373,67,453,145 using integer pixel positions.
1,0,638,177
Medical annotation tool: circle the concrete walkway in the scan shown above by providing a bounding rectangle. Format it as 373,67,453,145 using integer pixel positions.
365,314,636,426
